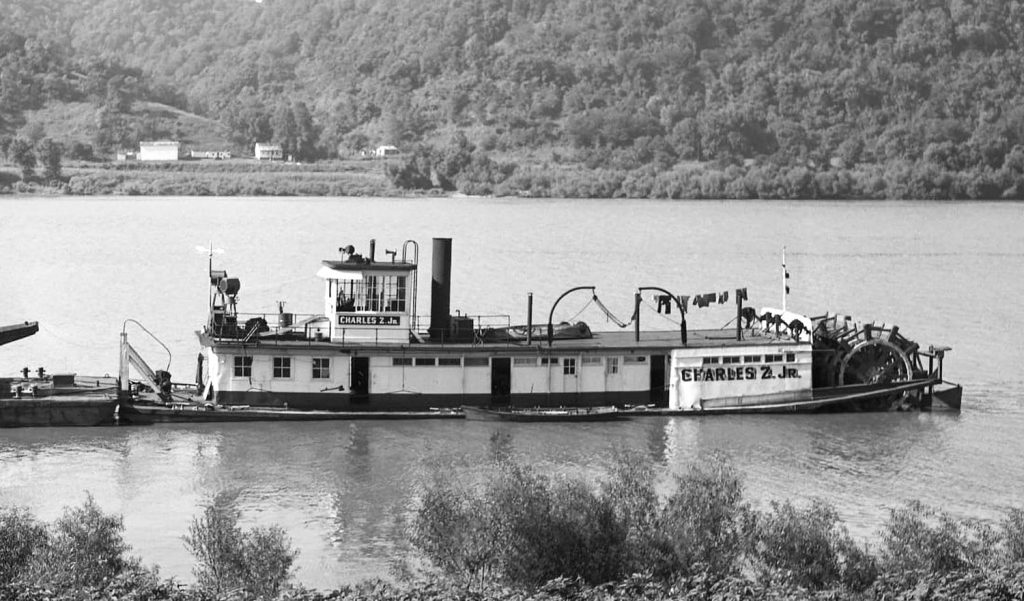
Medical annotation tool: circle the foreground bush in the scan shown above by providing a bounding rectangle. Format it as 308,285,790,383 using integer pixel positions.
5,459,1024,600
184,491,298,599
0,507,46,585
412,454,1024,600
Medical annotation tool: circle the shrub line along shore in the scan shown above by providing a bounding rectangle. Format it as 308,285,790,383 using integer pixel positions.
2,155,1024,200
2,455,1023,601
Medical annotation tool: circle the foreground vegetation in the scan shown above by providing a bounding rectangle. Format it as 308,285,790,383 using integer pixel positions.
3,455,1024,600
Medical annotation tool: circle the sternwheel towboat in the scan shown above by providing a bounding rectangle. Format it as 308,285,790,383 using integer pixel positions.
119,238,961,418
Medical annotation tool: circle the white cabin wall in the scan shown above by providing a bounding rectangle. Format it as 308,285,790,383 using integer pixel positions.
669,344,813,410
211,350,350,395
463,365,490,395
511,363,549,394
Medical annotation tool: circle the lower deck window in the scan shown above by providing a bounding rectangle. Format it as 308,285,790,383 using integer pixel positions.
563,358,577,375
438,357,461,366
582,356,602,365
464,357,489,367
415,357,436,366
312,358,330,379
392,357,412,366
606,357,619,374
514,357,536,366
233,356,252,377
273,357,291,378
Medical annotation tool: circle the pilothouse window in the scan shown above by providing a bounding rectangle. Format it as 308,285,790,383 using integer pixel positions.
336,275,407,312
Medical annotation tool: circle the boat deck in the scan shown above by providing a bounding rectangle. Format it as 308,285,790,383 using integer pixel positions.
207,328,800,353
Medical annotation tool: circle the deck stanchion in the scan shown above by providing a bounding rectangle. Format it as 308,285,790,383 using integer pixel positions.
634,293,641,343
527,293,533,345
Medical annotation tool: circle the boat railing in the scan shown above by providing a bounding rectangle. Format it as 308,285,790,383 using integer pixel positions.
210,312,330,343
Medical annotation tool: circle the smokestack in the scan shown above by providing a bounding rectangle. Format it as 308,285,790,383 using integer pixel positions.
429,238,452,340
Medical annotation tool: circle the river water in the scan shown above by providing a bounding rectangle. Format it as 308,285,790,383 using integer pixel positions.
1,196,1022,589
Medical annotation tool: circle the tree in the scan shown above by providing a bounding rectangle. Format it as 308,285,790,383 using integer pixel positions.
9,137,35,180
291,101,318,161
270,101,298,160
35,137,62,182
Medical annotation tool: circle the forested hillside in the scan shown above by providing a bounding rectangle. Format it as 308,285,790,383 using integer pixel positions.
4,0,1024,199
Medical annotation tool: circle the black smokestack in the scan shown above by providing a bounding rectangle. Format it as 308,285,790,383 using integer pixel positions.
429,238,452,340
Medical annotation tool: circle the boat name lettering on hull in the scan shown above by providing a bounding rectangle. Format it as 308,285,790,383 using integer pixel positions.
679,366,801,382
338,315,401,326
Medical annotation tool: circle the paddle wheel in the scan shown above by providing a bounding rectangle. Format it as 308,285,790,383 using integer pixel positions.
811,315,928,410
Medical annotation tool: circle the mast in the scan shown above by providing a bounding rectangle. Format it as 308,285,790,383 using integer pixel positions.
782,246,790,312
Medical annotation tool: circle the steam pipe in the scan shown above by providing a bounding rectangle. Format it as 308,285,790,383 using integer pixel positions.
547,286,595,347
638,286,687,345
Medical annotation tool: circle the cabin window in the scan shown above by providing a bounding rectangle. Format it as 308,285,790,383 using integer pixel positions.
392,357,412,366
582,356,602,365
415,357,436,366
273,357,291,378
514,357,536,366
312,358,330,379
785,352,796,362
606,357,620,374
563,358,577,375
744,355,761,363
540,357,556,365
702,357,720,365
233,356,252,377
464,357,489,367
765,354,783,363
723,356,741,364
438,357,461,366
624,356,647,364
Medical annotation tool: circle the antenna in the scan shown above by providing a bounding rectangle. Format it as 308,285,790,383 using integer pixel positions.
195,244,225,328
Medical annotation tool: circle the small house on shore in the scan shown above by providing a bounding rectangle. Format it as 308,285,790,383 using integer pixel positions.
190,150,232,160
139,141,181,161
373,144,400,158
254,143,284,161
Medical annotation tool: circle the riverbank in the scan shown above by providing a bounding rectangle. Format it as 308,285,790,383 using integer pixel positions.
2,155,1023,200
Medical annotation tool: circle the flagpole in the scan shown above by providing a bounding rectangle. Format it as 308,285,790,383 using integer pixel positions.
782,246,787,313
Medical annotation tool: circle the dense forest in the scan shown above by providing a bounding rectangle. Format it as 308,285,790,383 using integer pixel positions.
3,0,1024,198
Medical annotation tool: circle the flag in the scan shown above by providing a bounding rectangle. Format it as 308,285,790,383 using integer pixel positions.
679,295,690,312
736,288,748,301
718,291,729,304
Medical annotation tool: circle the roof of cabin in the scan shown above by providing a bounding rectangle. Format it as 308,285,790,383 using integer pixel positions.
321,260,417,272
201,328,804,354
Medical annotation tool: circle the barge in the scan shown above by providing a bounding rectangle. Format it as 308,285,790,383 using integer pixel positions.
119,238,959,416
1,324,121,427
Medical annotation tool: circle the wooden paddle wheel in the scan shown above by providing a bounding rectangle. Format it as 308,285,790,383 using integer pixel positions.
811,315,928,410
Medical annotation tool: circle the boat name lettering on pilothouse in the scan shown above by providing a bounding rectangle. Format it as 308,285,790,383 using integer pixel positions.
679,365,801,382
338,315,401,326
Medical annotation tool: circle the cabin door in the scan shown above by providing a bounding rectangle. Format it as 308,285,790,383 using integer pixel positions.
351,357,370,400
649,354,667,406
491,357,511,403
